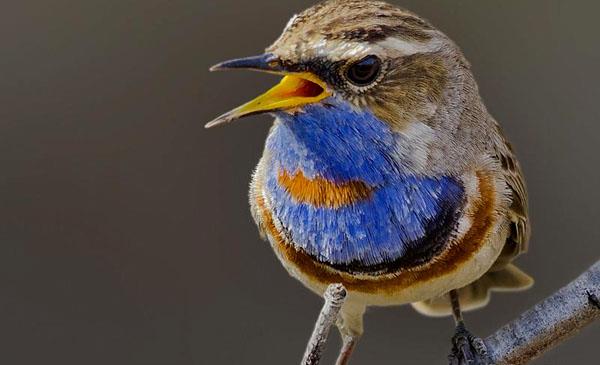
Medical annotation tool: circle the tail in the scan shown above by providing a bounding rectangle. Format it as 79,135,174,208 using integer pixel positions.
411,264,534,317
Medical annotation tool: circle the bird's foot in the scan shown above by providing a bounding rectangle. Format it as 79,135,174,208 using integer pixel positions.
447,323,490,365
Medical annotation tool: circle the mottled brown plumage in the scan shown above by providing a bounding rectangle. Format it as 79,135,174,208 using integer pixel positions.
209,1,532,363
263,0,531,296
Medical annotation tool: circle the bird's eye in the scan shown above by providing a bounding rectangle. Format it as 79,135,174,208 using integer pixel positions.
345,56,381,87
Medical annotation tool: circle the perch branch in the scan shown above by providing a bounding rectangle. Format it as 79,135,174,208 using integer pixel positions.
485,260,600,364
299,261,599,365
302,284,347,365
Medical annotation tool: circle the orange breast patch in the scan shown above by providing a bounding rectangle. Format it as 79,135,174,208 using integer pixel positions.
277,169,373,208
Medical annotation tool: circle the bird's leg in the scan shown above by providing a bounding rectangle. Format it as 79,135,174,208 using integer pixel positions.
335,333,359,365
334,302,365,365
447,290,490,365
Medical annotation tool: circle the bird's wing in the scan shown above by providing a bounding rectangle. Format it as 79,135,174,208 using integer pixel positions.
412,126,533,318
490,127,530,270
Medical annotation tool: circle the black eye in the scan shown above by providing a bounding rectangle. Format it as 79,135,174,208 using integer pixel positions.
345,56,381,87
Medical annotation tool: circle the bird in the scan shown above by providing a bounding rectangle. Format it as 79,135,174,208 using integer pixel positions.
206,1,533,364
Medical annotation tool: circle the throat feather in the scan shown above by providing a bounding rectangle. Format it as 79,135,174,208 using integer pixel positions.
263,101,466,270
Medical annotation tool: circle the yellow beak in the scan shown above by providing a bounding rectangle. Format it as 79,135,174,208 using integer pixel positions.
205,54,331,129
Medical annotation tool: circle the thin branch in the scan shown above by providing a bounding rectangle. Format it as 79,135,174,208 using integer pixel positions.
299,262,599,365
485,260,600,365
302,284,347,365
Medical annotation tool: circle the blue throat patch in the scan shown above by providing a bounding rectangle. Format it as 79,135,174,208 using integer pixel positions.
264,100,465,273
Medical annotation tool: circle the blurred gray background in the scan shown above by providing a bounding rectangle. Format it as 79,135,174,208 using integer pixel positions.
0,0,598,364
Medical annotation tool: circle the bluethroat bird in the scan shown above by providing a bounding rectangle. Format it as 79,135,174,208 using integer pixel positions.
207,1,533,364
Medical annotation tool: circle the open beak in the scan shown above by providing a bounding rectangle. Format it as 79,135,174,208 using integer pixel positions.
205,54,331,129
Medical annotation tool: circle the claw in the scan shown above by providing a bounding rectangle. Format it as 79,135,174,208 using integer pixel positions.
448,352,460,365
471,336,488,357
447,324,490,365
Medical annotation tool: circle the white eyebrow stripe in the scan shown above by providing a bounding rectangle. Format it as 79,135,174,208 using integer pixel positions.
310,37,373,60
378,37,443,56
308,35,443,63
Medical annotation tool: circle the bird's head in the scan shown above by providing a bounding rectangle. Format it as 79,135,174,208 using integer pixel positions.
207,0,470,135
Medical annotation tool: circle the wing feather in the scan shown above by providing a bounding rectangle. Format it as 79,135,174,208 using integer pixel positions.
491,126,530,269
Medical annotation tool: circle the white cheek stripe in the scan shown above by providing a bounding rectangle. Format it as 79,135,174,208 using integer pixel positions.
392,121,435,172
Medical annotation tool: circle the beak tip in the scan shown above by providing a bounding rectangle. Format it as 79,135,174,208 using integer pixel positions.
208,54,278,73
204,120,220,129
209,64,222,72
205,112,235,129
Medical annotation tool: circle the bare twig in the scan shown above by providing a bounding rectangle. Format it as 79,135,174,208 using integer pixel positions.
485,260,600,365
302,284,347,365
299,262,599,365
